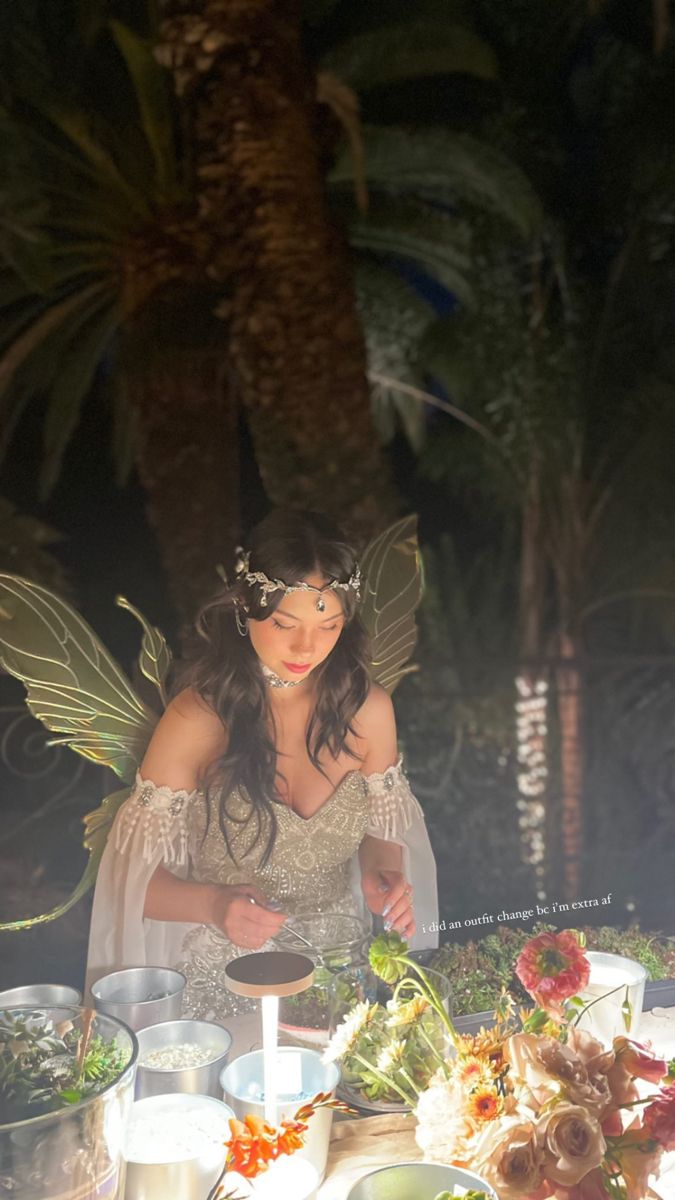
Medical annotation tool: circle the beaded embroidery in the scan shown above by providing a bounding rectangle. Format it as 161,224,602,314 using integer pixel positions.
364,757,424,841
114,773,199,867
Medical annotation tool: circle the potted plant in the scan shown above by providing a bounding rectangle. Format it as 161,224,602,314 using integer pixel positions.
0,1006,137,1199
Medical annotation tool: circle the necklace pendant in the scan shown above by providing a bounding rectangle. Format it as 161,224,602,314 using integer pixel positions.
261,663,304,689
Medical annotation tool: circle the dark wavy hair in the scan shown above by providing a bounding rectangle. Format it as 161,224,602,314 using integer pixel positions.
175,510,371,864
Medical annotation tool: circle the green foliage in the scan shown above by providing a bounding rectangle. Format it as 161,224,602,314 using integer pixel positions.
321,19,498,92
430,925,675,1017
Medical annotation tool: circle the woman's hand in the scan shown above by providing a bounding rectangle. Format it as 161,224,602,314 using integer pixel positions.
208,883,287,949
361,869,415,941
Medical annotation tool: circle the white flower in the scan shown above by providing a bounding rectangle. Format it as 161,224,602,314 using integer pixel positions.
322,1002,376,1064
386,995,429,1027
414,1078,476,1163
376,1039,406,1074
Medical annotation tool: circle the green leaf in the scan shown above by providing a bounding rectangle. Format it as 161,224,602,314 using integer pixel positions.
347,199,474,303
369,931,409,983
109,19,177,197
39,302,118,498
330,126,543,239
116,595,172,709
321,21,497,92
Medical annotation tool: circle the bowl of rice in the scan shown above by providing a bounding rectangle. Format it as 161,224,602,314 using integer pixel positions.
135,1018,232,1099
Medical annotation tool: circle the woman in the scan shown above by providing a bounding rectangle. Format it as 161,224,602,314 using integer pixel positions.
87,511,437,1019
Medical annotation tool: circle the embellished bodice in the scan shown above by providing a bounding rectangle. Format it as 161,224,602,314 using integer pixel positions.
105,757,430,1020
188,771,370,907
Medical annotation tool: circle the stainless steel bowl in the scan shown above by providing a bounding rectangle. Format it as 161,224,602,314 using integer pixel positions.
91,967,185,1032
124,1093,234,1200
136,1019,232,1099
346,1161,498,1200
0,984,81,1012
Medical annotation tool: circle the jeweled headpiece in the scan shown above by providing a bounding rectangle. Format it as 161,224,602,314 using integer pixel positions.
233,547,361,611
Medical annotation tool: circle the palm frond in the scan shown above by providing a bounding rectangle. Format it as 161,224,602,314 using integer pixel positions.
109,19,177,198
346,198,474,303
40,303,118,498
355,258,435,449
321,20,498,91
330,126,543,239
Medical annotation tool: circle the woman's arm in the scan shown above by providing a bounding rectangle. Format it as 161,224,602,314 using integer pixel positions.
140,689,286,948
355,685,414,938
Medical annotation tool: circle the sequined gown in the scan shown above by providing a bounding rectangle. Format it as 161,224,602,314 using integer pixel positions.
178,773,369,1019
86,761,439,1012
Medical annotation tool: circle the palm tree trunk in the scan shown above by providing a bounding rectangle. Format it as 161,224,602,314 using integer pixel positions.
157,0,398,537
124,300,240,618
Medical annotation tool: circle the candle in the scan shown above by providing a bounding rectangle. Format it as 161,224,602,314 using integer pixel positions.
261,994,279,1125
578,953,647,1045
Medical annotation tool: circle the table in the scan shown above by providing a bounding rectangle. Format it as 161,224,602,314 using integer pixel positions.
224,1006,675,1200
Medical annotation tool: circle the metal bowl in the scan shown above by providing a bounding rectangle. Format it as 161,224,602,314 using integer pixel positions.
124,1093,234,1200
136,1019,232,1099
0,984,81,1015
346,1161,498,1200
91,967,185,1032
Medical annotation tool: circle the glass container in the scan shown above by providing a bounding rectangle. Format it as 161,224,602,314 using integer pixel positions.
0,1006,137,1200
274,912,370,1049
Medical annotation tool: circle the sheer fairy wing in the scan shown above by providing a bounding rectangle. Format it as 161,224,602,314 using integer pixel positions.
0,575,166,783
0,576,172,930
360,515,424,692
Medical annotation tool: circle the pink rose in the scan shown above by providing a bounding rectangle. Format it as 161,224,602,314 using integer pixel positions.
644,1082,675,1152
613,1037,668,1085
605,1060,639,1108
473,1115,545,1200
538,1103,606,1187
566,1027,614,1076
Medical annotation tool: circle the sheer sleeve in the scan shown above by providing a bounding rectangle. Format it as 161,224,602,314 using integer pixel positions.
85,774,201,992
364,758,439,951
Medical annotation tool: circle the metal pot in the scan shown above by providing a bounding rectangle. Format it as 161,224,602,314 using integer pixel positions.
135,1019,232,1099
91,967,185,1032
123,1093,234,1200
0,984,82,1018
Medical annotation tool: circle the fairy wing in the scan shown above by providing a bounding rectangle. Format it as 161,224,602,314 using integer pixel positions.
0,575,171,929
360,514,424,693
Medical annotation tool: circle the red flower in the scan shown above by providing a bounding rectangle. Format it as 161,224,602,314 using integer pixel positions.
225,1114,279,1178
644,1082,675,1151
516,931,590,1016
613,1037,668,1085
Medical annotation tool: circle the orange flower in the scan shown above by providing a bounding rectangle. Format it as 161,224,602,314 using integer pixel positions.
467,1085,503,1123
455,1055,490,1087
225,1115,278,1178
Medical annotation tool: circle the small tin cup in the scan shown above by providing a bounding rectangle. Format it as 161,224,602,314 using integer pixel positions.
91,967,185,1032
0,984,81,1014
136,1019,233,1099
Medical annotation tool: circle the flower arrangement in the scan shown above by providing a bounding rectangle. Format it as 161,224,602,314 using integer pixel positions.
414,929,675,1200
208,1091,353,1199
322,933,457,1107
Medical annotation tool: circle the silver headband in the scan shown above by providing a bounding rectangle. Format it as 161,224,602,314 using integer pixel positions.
234,547,361,612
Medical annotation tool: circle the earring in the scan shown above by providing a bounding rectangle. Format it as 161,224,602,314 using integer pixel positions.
234,605,249,637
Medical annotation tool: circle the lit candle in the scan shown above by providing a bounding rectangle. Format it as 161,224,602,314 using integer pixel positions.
261,994,279,1125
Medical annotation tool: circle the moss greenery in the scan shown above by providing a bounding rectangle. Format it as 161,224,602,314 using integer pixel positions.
430,925,675,1017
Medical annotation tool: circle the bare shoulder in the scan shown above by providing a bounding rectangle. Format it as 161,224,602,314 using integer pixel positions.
353,683,398,772
139,687,227,790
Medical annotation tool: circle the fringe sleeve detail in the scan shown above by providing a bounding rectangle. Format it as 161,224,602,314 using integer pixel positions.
363,757,424,841
113,773,199,867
